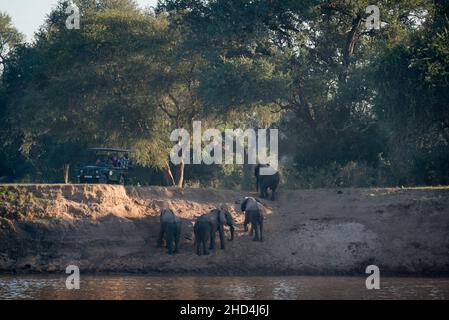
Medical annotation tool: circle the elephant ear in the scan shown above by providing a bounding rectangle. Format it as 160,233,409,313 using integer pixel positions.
207,209,221,223
218,211,228,225
241,198,248,212
225,211,234,226
162,209,176,222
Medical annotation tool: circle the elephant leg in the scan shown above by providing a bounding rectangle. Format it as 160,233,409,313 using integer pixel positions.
194,224,201,256
244,212,249,232
203,239,209,255
166,228,174,255
209,228,216,250
271,186,277,201
196,241,201,256
167,241,174,254
262,186,269,199
218,225,225,250
196,237,202,256
157,224,165,248
253,221,260,241
174,224,181,253
259,217,264,242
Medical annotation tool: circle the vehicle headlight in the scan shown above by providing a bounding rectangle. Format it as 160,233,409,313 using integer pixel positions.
109,171,113,176
95,170,99,174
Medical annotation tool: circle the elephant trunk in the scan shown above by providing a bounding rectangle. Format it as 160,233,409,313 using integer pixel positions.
228,224,235,241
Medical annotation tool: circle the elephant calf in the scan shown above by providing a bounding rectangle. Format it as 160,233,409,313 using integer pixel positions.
241,197,265,242
157,209,182,255
194,208,235,256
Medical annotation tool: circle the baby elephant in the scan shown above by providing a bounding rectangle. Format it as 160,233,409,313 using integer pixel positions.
194,208,235,256
157,209,182,255
241,197,265,242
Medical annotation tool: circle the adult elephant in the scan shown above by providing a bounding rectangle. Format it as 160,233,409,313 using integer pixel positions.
157,209,182,255
241,197,265,242
194,208,235,256
255,164,280,201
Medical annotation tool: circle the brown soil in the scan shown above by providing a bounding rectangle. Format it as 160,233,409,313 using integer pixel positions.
1,184,449,275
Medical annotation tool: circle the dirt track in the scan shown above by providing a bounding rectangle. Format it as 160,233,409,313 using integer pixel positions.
0,184,449,275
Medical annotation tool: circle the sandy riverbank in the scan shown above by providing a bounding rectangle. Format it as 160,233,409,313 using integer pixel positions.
1,184,448,275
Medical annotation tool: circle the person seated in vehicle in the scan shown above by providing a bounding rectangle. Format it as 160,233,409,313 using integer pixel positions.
109,155,119,167
119,153,130,168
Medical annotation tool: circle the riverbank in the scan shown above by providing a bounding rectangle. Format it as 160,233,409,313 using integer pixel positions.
1,184,448,275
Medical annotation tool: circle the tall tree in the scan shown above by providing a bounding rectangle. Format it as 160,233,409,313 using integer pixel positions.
0,12,23,72
0,12,24,180
1,1,171,182
160,0,436,187
1,0,240,186
370,1,449,185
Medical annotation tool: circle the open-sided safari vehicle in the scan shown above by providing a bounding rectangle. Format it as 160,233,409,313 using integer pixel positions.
77,148,133,185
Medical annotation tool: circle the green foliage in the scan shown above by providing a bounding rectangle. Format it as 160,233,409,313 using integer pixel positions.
160,0,447,188
2,1,175,181
0,186,49,219
0,11,24,70
369,4,449,186
1,0,448,188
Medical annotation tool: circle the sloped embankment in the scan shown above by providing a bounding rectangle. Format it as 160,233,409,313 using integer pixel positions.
0,184,448,275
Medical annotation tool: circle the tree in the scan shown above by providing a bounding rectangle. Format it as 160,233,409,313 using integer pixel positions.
0,12,23,72
370,1,449,185
1,1,171,182
0,12,23,180
1,0,247,186
2,0,447,188
159,0,437,187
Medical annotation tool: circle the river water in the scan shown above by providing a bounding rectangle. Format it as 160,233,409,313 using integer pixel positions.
0,275,448,300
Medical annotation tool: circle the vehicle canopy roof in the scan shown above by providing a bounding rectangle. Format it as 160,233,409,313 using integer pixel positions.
88,148,133,153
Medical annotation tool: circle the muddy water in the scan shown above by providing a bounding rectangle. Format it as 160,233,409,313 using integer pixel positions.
0,275,448,300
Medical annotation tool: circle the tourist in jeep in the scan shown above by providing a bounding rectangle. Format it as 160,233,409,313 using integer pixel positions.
119,153,130,168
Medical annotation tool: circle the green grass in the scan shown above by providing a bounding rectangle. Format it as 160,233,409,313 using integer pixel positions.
0,185,50,219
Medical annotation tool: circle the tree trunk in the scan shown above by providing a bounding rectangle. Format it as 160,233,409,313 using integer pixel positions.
63,164,70,184
163,160,176,186
341,15,363,82
175,159,185,188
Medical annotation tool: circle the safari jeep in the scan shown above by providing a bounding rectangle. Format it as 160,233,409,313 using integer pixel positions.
77,148,132,185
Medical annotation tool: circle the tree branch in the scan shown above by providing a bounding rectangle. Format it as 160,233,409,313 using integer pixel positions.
320,2,353,17
158,102,177,119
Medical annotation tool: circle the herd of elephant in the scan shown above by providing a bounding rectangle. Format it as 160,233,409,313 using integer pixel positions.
157,165,280,255
157,196,265,255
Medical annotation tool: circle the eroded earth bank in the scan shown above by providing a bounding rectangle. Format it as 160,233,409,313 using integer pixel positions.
0,184,448,275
